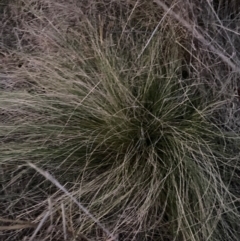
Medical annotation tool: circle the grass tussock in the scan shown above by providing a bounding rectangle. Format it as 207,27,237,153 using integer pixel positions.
1,0,240,240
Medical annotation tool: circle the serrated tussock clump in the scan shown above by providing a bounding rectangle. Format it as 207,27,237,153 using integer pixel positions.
1,1,240,241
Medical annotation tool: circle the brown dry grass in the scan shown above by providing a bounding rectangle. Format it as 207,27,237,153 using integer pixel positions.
1,1,240,241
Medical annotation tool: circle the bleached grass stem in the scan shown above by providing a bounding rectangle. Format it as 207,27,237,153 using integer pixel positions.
153,0,240,72
28,162,117,241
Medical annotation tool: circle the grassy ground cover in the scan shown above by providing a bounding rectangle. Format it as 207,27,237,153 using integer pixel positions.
1,0,240,240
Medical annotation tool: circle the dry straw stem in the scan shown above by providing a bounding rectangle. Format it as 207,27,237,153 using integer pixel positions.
28,162,117,241
153,0,240,72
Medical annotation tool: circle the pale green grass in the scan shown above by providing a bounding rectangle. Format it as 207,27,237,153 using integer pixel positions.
1,1,240,241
